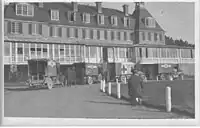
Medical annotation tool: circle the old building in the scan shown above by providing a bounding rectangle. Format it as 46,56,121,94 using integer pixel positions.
4,2,194,82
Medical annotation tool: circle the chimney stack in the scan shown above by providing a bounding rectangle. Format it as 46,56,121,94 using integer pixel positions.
72,2,78,12
123,4,129,16
38,2,43,8
96,2,102,13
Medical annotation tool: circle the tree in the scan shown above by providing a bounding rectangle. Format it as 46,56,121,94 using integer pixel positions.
165,36,194,48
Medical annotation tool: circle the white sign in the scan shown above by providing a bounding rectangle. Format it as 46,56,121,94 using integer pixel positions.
161,64,171,68
48,60,56,67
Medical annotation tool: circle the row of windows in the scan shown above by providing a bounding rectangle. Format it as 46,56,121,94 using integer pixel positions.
15,3,131,27
137,47,195,58
141,31,164,42
9,21,133,41
5,42,132,59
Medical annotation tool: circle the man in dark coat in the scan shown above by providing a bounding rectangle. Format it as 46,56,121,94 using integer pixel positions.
128,69,144,106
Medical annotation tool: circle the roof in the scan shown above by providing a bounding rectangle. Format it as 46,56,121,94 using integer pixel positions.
28,58,57,62
4,2,135,30
132,6,164,32
133,44,194,49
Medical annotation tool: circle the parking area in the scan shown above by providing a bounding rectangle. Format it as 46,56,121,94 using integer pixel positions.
4,83,189,119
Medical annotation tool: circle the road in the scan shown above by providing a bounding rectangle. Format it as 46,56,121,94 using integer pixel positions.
4,84,189,119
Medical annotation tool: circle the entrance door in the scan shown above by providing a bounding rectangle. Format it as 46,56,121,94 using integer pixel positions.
103,47,108,62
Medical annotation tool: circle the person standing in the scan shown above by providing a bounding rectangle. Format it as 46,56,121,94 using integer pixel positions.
128,69,144,106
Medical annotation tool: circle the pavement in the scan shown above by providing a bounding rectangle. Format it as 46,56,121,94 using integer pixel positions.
4,83,190,119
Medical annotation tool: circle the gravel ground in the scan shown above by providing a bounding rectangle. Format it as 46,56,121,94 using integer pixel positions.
4,84,190,119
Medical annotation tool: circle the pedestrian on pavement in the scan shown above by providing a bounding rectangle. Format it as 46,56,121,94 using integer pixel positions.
128,68,144,106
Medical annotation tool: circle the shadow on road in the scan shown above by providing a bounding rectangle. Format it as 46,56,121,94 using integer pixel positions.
4,87,48,92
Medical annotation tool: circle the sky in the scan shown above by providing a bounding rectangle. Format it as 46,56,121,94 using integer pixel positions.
80,2,195,44
4,1,195,44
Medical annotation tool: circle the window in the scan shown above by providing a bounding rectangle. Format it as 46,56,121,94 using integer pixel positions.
90,47,97,58
16,3,34,17
159,33,163,41
97,30,100,40
4,42,10,56
57,27,62,37
82,13,90,23
51,10,59,21
50,26,61,37
154,33,158,41
104,30,107,40
70,45,75,57
117,32,121,40
124,17,129,27
108,48,114,58
111,31,114,40
75,28,78,38
54,44,59,57
43,44,48,57
17,43,23,55
90,29,93,39
86,46,89,58
145,17,156,28
11,22,22,34
68,11,76,22
65,45,70,57
98,14,104,25
60,46,64,56
111,15,118,26
148,32,151,41
124,32,127,40
82,29,86,39
119,48,126,58
49,44,53,58
139,48,142,57
76,45,81,57
29,23,42,35
142,32,145,41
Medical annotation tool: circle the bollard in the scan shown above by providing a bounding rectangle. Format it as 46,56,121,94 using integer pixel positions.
156,76,159,81
116,78,118,84
108,82,111,95
165,86,172,112
102,80,106,93
100,80,103,91
124,77,127,84
117,82,121,99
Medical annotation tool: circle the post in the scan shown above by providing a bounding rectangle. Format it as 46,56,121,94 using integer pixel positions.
102,79,106,93
117,82,121,99
100,80,103,91
124,77,127,84
165,86,172,112
116,78,118,84
108,82,111,95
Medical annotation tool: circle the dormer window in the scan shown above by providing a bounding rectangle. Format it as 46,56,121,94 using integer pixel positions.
145,17,156,28
82,13,90,23
111,15,118,26
51,10,59,21
98,14,104,25
16,3,34,17
124,17,130,27
68,11,76,22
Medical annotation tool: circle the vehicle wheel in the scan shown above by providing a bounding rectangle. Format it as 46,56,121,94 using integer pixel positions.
87,76,93,85
46,78,53,90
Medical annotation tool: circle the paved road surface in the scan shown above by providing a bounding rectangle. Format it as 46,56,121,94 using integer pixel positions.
4,84,189,119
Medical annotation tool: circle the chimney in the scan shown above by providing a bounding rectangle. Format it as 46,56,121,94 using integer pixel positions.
72,2,78,12
96,2,102,13
123,4,129,16
38,2,43,8
135,2,145,9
